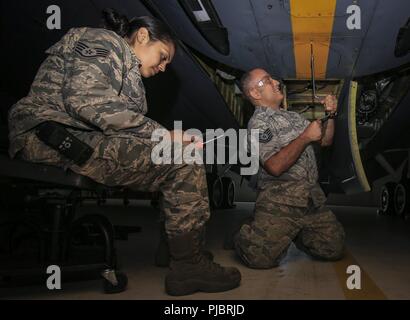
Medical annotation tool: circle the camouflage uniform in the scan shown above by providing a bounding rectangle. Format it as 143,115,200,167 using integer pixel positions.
8,27,210,238
234,106,345,268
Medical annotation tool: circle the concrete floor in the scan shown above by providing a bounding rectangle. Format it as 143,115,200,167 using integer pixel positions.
1,199,410,300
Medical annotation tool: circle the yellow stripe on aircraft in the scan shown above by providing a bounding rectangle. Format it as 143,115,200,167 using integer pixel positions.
290,0,337,79
333,250,387,300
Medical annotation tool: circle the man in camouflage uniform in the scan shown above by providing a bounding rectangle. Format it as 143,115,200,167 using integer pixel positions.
234,68,345,269
8,26,240,295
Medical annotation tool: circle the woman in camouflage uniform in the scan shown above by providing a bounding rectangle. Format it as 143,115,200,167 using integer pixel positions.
8,9,240,296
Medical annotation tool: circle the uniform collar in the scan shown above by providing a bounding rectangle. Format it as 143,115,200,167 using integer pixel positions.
118,36,141,72
255,106,283,115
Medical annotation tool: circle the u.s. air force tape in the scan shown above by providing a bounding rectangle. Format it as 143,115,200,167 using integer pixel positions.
74,41,109,58
259,128,273,143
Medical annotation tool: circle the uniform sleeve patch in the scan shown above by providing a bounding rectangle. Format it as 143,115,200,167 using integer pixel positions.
259,128,273,143
74,41,110,58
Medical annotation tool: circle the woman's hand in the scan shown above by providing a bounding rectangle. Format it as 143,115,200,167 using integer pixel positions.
169,130,204,149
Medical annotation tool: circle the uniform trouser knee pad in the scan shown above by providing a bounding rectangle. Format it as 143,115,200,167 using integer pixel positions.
234,214,302,269
295,212,345,261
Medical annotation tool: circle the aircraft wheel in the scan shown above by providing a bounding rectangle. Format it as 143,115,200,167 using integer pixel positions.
394,182,410,218
379,182,396,215
208,177,224,209
221,177,235,208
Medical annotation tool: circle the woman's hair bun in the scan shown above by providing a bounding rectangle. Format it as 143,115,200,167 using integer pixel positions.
101,8,130,37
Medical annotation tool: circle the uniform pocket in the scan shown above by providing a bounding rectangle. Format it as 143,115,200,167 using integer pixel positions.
20,132,65,166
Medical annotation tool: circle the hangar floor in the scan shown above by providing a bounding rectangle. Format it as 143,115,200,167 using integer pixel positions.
1,200,410,300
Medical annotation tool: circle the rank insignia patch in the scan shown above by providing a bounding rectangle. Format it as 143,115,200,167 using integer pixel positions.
259,128,273,143
74,42,110,58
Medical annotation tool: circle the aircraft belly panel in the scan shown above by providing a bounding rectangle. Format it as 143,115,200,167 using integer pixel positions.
289,0,337,79
353,0,410,77
152,0,410,80
151,0,270,72
325,0,377,79
326,37,363,79
263,36,295,79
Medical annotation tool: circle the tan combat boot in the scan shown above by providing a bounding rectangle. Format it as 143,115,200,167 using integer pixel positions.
155,222,213,267
165,229,241,296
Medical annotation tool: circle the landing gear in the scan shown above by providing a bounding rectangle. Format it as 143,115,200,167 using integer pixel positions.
394,181,410,218
379,182,396,215
221,177,235,209
207,175,236,210
379,181,410,218
208,177,224,209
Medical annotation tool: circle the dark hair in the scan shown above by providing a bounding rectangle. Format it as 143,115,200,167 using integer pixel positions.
240,70,254,101
101,8,176,45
